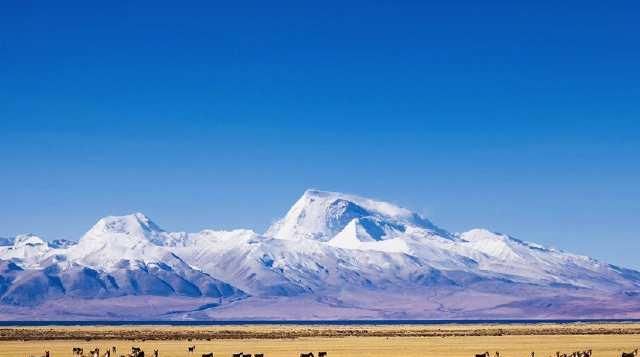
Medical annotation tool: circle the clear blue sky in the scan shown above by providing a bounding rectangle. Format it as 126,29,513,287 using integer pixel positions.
1,1,639,268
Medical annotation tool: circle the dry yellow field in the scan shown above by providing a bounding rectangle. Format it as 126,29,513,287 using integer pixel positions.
1,324,640,357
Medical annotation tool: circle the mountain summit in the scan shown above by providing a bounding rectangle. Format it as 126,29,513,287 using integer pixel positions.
266,189,446,241
0,189,638,320
83,213,166,244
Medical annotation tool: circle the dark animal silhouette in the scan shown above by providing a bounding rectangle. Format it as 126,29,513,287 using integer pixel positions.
318,353,327,357
232,353,243,357
300,353,315,357
579,350,592,357
255,354,264,357
622,350,638,357
126,347,144,357
188,346,196,353
201,353,214,357
476,352,490,357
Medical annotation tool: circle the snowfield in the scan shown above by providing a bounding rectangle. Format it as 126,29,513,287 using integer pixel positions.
0,189,638,320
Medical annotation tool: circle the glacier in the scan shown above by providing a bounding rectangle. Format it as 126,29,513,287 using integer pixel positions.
0,189,638,320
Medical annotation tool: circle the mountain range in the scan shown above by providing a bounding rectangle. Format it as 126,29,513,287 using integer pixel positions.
1,189,638,320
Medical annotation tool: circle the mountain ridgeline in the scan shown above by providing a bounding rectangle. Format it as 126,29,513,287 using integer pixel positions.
1,190,639,320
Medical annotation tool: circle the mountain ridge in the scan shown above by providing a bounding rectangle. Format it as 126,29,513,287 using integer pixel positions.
0,189,638,320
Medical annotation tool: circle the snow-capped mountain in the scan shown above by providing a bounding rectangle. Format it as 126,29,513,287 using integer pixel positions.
0,189,638,320
0,215,244,314
0,234,54,268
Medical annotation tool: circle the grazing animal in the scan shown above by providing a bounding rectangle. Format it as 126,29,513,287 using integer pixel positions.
127,347,144,357
318,353,327,357
232,353,243,357
153,349,158,357
113,347,117,354
300,353,315,357
91,348,101,357
202,353,214,357
475,352,490,357
188,346,196,353
255,354,264,357
622,350,639,357
242,354,252,357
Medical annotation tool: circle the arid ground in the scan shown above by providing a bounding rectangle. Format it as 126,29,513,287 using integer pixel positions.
1,323,639,357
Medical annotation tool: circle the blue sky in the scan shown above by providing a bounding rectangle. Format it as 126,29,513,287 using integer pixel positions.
1,1,639,267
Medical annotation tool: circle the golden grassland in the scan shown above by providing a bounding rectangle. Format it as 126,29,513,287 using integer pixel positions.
1,323,640,357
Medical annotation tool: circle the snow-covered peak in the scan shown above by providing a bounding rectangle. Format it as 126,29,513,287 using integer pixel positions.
266,189,443,241
88,212,162,236
0,213,175,271
67,213,176,269
457,228,524,262
302,189,416,218
0,234,53,268
13,233,47,248
327,219,410,253
455,228,602,283
460,228,552,254
82,212,167,246
460,228,504,241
